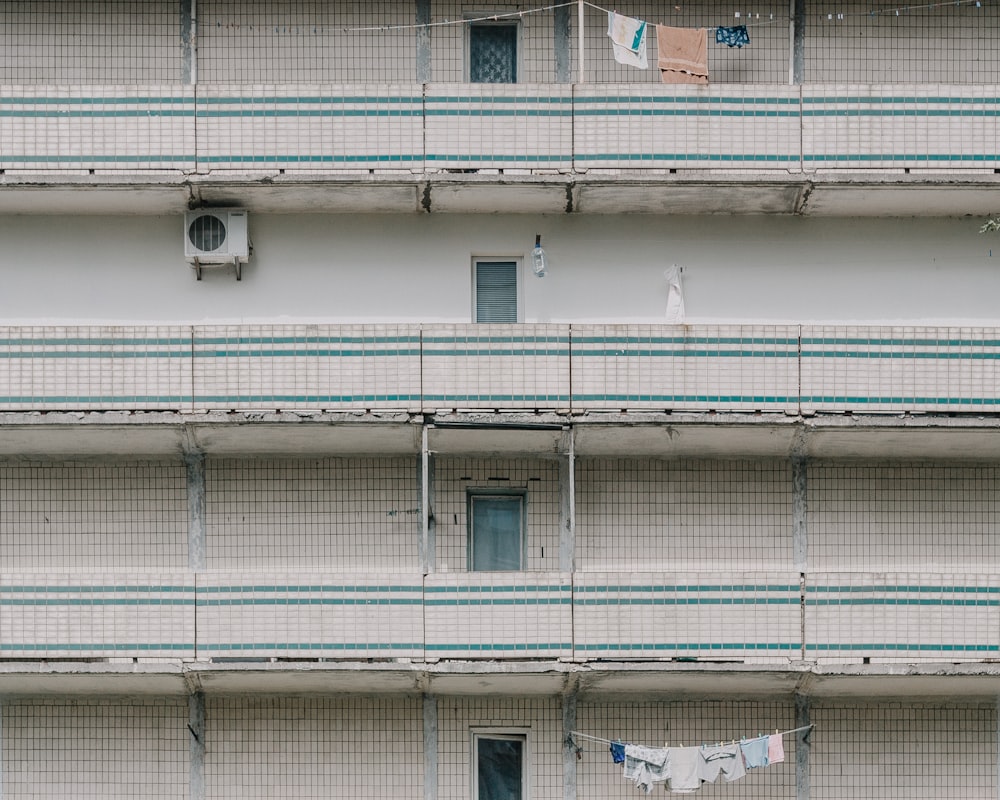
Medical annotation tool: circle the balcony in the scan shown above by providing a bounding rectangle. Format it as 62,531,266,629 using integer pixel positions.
3,322,1000,416
2,83,999,216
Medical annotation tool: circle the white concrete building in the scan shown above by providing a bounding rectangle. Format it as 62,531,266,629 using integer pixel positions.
1,1,1000,798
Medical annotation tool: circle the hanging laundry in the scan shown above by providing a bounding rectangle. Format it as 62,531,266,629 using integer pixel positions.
700,743,747,784
656,26,708,85
768,733,785,764
607,11,649,69
739,736,770,769
623,744,671,793
610,741,626,764
665,747,702,794
715,25,750,47
664,264,686,322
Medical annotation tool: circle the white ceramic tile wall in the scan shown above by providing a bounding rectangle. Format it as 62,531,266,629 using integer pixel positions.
424,85,573,171
801,326,1000,413
808,462,1000,572
0,326,193,411
573,86,801,171
574,571,800,662
195,571,424,659
437,696,563,800
6,322,1000,416
433,456,562,573
803,88,1000,172
192,324,421,412
205,456,420,571
205,695,423,800
0,571,196,658
0,2,180,84
576,458,794,572
570,324,800,413
0,460,188,571
424,571,572,659
194,86,424,172
3,696,996,799
0,86,195,171
811,703,997,800
197,4,419,84
576,700,797,800
422,324,571,412
2,698,189,800
803,0,1000,84
805,572,1000,663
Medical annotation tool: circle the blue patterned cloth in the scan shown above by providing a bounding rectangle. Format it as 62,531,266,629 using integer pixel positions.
610,741,626,764
715,25,750,47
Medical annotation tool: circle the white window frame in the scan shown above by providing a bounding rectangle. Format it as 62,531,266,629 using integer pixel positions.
471,257,523,323
472,727,530,800
467,488,527,571
464,12,522,83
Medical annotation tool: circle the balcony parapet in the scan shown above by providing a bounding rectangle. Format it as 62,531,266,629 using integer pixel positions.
2,83,996,173
3,323,1000,417
3,571,998,669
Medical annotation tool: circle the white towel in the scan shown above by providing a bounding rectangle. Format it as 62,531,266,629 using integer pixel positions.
665,264,686,323
607,11,649,69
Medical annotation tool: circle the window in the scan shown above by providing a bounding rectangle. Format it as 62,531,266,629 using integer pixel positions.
474,731,527,800
469,22,518,83
468,490,526,571
473,259,520,323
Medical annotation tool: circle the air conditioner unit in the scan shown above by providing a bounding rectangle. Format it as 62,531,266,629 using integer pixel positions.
184,209,250,280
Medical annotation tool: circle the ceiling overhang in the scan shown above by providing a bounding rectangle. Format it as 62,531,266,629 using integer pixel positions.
0,173,998,217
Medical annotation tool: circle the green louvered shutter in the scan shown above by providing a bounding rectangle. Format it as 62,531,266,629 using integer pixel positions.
475,261,518,323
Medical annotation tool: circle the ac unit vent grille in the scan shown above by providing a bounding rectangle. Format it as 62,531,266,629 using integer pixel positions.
188,214,228,253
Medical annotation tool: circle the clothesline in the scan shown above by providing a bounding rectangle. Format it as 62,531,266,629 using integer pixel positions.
584,1,781,33
311,0,988,35
585,0,987,29
570,724,814,748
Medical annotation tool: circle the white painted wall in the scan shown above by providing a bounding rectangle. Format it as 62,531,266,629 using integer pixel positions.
0,213,996,325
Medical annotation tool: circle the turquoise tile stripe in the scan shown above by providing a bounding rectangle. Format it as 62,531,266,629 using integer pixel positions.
575,642,799,652
806,643,999,653
199,642,421,652
425,642,571,652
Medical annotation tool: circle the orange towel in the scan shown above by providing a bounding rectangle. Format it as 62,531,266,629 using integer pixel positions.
656,25,708,84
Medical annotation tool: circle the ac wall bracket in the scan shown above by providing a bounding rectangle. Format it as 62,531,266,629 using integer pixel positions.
191,257,242,281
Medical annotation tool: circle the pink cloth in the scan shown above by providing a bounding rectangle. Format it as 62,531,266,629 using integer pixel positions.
767,734,785,764
656,25,709,84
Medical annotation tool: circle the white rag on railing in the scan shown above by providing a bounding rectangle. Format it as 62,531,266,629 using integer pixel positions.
607,11,649,69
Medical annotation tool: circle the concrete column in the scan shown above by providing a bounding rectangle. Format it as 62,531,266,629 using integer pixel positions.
792,457,808,572
795,694,810,800
791,0,805,84
0,696,5,800
181,0,197,85
562,689,578,800
554,4,572,83
188,692,206,800
185,451,207,571
416,0,432,83
420,427,436,574
792,455,808,658
424,694,438,800
559,428,575,573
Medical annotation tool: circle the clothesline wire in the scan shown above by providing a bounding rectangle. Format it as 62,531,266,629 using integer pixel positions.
587,0,987,31
569,724,814,748
341,2,577,33
584,1,783,32
267,0,988,35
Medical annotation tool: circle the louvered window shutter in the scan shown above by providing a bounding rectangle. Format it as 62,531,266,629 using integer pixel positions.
475,261,518,323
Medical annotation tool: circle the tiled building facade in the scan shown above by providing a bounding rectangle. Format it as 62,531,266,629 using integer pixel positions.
2,2,1000,798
